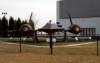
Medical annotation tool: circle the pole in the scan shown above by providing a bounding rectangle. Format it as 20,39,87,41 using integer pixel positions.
50,33,52,54
34,30,38,45
97,36,99,55
34,31,36,45
20,36,21,53
64,30,67,42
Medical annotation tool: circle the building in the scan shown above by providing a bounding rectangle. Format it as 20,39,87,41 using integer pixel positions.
57,0,100,37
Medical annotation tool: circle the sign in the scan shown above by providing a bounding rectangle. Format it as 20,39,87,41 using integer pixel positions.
53,38,56,42
46,38,56,42
46,38,50,42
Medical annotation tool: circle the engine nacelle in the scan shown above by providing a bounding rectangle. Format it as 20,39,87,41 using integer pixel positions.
19,24,33,34
69,24,81,34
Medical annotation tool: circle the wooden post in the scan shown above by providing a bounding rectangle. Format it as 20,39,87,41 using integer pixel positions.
64,30,67,42
34,30,38,45
20,36,21,53
50,33,53,55
97,36,99,55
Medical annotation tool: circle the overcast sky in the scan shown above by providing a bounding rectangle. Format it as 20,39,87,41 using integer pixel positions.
0,0,58,29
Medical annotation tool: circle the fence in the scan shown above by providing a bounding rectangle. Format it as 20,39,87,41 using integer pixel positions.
0,36,99,55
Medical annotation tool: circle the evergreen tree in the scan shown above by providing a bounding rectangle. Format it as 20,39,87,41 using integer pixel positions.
21,20,28,25
9,16,15,30
15,18,21,36
9,16,15,36
15,17,21,30
0,19,2,37
2,16,8,37
24,20,28,24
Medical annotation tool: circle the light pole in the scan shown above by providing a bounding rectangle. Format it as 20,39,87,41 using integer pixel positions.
1,12,7,37
2,12,7,16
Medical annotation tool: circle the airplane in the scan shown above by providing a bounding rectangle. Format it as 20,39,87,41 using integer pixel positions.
8,12,35,36
67,12,83,34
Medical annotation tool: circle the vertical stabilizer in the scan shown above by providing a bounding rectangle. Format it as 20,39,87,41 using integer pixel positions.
68,12,73,25
29,12,35,30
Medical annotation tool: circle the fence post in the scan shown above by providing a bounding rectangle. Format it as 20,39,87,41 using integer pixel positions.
20,36,21,53
97,36,99,55
50,33,53,55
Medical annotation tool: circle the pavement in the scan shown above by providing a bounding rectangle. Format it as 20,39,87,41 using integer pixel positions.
0,41,98,48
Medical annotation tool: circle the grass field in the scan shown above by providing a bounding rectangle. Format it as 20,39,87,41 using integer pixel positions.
0,38,100,63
